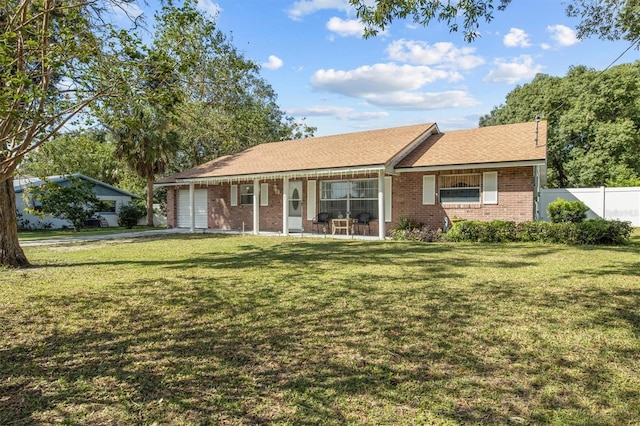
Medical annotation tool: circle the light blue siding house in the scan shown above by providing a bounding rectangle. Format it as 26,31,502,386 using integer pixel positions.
14,173,140,229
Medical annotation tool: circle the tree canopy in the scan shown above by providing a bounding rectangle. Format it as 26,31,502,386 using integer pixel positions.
1,0,141,267
350,0,640,42
20,130,119,185
149,0,315,172
93,0,315,226
25,177,105,231
480,62,640,188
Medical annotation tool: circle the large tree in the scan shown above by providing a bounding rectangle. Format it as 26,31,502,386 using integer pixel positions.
100,44,182,226
350,0,640,42
19,130,121,185
480,62,640,187
110,106,179,227
0,0,141,267
152,1,315,172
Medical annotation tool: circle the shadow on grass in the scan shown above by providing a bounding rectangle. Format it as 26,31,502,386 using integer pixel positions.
3,235,640,423
3,291,639,423
37,234,550,274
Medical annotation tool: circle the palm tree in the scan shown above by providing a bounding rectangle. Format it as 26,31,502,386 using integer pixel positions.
112,106,179,226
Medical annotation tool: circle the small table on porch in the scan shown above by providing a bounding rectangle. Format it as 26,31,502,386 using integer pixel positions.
331,218,356,235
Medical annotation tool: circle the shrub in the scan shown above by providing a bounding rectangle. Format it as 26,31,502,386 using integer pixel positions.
515,221,550,242
443,219,631,245
395,216,421,231
575,219,633,245
445,220,517,243
546,222,580,244
118,203,146,229
445,220,481,242
390,226,443,242
547,198,588,223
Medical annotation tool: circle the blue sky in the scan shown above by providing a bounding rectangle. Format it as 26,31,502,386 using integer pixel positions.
134,1,640,137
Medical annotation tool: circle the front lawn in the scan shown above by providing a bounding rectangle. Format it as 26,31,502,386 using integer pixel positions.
1,234,639,424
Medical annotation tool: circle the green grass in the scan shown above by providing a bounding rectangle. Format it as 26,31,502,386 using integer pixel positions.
1,233,639,424
17,226,161,241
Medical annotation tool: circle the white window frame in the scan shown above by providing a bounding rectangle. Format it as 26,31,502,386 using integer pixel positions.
439,173,481,204
240,184,253,205
319,178,378,219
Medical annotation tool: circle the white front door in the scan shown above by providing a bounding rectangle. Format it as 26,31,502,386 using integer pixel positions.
288,181,303,231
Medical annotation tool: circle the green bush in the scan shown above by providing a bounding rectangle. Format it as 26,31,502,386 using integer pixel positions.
547,198,589,223
443,219,631,245
515,221,550,242
575,219,633,245
444,220,477,242
546,222,580,244
390,226,443,242
395,216,421,231
445,220,517,243
118,203,146,229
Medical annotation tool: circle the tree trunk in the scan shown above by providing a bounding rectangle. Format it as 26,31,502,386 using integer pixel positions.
0,177,30,268
146,177,154,227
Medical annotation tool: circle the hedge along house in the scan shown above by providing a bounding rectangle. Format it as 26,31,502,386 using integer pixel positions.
156,121,547,239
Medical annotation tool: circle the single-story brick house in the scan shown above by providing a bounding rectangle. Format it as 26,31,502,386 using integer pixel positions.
15,173,140,229
156,121,547,239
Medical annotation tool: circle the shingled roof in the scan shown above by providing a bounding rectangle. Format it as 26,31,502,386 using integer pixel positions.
396,121,547,170
157,121,546,184
158,123,437,183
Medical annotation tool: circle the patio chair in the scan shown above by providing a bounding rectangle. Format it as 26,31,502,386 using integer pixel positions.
355,212,371,235
313,212,330,234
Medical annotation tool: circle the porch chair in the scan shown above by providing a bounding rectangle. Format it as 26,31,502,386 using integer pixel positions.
355,212,371,235
313,212,330,234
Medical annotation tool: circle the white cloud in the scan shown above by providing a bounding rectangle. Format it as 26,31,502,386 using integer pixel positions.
540,43,551,50
386,39,484,70
547,24,578,46
287,106,389,121
326,17,365,37
311,63,456,97
311,63,477,110
262,55,284,70
364,91,479,110
503,28,531,48
196,0,221,18
483,55,543,84
287,0,350,20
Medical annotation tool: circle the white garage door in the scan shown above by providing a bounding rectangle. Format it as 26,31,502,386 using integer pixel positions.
177,189,208,228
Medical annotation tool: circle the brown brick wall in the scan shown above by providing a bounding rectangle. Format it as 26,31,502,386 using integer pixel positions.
166,187,176,228
165,166,534,234
390,167,535,230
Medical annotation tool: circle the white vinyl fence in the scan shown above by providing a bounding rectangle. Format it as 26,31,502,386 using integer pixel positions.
539,187,640,226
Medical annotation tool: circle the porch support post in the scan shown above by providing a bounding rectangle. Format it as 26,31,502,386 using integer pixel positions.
253,179,260,235
378,171,385,240
282,177,289,236
189,182,195,233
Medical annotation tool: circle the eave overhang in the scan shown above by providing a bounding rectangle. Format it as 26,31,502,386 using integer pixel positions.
394,159,546,173
154,164,387,187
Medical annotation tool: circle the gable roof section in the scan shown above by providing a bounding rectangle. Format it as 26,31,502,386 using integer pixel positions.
158,123,437,184
395,121,547,171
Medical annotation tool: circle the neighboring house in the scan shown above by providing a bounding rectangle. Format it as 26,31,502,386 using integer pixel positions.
156,121,547,240
14,173,140,229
